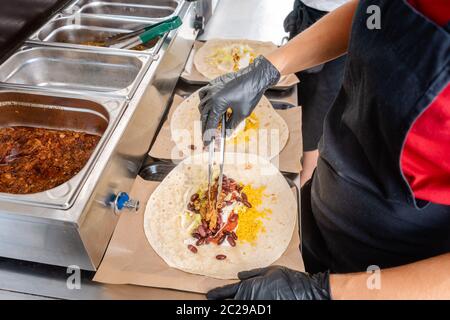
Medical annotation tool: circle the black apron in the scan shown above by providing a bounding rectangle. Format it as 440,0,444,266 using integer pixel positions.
301,0,450,274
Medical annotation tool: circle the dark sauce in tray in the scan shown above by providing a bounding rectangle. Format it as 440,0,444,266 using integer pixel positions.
0,126,101,194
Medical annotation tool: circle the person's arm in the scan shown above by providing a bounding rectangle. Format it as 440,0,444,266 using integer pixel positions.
266,0,358,75
198,0,359,140
330,253,450,299
207,253,450,300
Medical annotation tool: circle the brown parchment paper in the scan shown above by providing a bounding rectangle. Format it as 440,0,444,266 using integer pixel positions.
181,41,300,89
149,95,303,173
94,177,304,294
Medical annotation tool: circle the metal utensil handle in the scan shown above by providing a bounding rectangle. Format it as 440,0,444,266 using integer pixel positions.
111,16,182,49
207,135,215,209
106,25,151,45
215,115,226,206
106,16,180,45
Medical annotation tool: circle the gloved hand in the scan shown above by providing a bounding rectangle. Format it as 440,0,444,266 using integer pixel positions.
198,55,280,145
206,266,331,300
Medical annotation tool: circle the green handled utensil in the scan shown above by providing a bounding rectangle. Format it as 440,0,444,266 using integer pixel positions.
105,16,179,47
110,16,182,50
105,16,180,45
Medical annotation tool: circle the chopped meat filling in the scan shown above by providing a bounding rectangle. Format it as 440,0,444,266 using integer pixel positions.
0,126,100,194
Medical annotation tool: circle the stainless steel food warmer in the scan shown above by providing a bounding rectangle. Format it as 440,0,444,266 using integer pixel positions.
0,46,149,98
28,14,165,54
0,0,199,271
63,0,181,21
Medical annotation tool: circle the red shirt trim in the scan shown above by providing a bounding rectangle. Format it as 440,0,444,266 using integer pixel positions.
400,0,450,205
401,84,450,205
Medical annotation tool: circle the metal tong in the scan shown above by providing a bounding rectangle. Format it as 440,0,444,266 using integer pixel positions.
207,115,226,211
106,16,182,49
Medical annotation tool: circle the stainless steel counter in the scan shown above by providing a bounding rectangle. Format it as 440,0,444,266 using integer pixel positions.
0,0,297,300
199,0,294,45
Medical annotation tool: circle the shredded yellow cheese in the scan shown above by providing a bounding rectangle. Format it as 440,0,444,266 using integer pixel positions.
236,184,271,245
231,112,259,145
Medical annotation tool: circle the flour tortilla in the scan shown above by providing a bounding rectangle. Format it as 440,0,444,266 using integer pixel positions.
144,152,297,279
194,39,277,79
170,90,289,159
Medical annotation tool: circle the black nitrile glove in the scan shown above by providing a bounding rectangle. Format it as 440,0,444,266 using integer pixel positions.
198,55,280,145
206,266,331,300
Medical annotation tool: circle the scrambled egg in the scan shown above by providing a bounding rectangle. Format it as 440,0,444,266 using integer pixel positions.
231,112,260,145
210,44,256,73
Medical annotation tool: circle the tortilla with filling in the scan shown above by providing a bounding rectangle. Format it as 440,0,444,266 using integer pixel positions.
194,39,278,79
170,89,289,159
144,152,297,279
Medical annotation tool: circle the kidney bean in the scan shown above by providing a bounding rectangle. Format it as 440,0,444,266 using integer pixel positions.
227,236,236,247
218,234,226,245
187,202,195,211
196,238,205,246
197,225,207,238
231,231,238,240
241,192,248,202
192,232,201,239
190,193,199,201
188,245,197,253
243,200,252,208
216,254,226,260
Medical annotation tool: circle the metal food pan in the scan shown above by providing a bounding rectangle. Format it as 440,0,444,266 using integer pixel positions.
0,46,149,98
28,14,164,54
64,0,181,21
0,96,108,136
0,89,126,209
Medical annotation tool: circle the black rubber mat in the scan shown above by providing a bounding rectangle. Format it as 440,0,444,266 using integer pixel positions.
0,0,71,63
